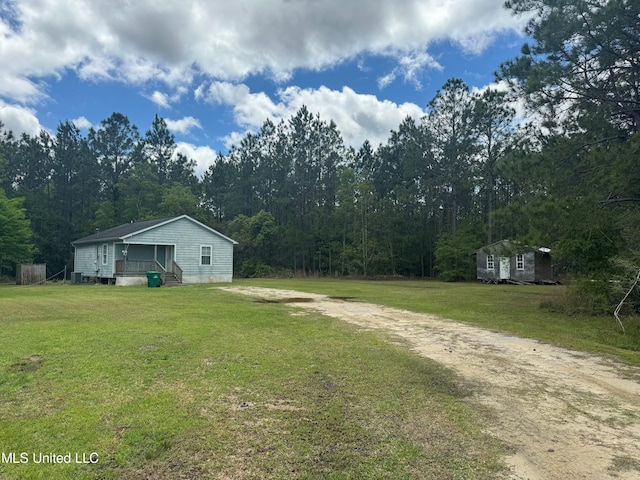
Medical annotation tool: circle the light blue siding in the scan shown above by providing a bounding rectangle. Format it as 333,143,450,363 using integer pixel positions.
73,216,236,283
124,217,234,283
74,244,96,277
74,242,116,278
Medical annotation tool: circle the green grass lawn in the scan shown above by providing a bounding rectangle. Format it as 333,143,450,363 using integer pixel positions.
0,283,507,479
238,278,640,366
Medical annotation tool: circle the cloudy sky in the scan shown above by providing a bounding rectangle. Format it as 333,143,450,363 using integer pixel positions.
0,0,528,176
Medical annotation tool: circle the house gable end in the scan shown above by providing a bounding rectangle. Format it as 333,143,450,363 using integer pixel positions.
122,215,237,246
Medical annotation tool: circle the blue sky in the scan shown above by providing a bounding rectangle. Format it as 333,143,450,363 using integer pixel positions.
0,0,529,177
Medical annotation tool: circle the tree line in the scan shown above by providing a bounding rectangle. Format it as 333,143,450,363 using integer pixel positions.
0,0,638,311
0,84,525,279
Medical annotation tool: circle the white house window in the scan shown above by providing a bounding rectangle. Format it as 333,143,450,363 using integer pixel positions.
102,244,108,265
487,254,495,270
516,254,525,270
200,245,212,266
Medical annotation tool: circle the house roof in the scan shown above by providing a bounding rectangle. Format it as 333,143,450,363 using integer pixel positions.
72,215,238,245
72,217,171,244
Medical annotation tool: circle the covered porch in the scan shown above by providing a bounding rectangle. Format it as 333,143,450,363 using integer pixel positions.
114,243,182,286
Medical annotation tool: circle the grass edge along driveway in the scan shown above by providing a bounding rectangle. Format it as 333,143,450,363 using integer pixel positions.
238,278,640,366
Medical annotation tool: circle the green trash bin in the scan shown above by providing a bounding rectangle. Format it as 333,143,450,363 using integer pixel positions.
146,271,161,288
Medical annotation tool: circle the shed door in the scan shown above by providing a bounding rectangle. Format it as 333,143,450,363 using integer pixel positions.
499,257,511,280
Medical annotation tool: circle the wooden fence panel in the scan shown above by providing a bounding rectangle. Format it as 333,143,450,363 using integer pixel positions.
16,264,46,285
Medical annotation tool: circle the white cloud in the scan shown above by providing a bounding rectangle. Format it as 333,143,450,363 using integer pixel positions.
148,91,171,109
200,82,426,149
145,87,189,109
204,82,252,106
0,101,43,136
377,73,396,90
175,142,217,178
0,0,526,102
165,116,202,134
72,116,94,130
378,50,443,89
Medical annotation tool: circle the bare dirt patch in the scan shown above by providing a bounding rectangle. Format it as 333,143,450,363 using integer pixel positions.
10,354,43,372
253,297,315,304
224,286,640,480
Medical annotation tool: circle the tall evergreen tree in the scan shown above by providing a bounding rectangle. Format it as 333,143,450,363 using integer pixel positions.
88,113,140,204
472,88,517,243
202,153,239,222
140,114,176,185
51,121,99,270
500,0,640,133
425,79,478,236
168,152,198,191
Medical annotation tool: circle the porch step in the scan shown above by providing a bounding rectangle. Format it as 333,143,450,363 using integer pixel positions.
163,273,182,287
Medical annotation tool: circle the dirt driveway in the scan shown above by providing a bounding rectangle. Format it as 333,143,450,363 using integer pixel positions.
225,286,640,480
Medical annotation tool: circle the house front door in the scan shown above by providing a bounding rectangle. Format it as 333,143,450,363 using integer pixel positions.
499,257,511,280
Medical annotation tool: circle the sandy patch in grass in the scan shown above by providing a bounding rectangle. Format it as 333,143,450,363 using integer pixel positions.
225,286,640,480
10,354,43,372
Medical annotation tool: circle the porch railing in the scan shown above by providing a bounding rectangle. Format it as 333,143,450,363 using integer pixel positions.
173,262,183,283
115,259,183,284
115,259,158,274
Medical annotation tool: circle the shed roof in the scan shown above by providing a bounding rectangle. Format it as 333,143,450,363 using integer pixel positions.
476,239,551,256
72,215,237,245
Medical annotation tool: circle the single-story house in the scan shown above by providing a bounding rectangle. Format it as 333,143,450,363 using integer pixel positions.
72,215,238,285
475,239,553,283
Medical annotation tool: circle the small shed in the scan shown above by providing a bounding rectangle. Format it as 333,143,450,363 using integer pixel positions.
475,240,553,284
72,215,238,286
16,264,46,285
